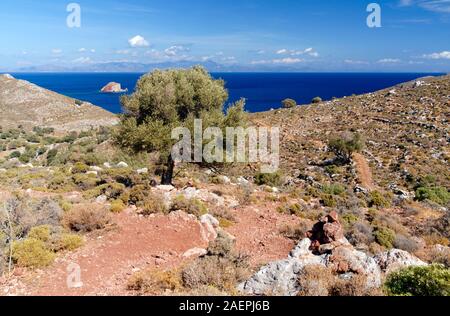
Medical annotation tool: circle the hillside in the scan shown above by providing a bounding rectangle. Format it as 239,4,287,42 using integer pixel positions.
253,74,450,191
0,74,118,132
0,74,448,296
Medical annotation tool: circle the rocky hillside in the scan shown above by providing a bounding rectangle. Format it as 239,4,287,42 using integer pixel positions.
0,74,118,132
253,74,450,193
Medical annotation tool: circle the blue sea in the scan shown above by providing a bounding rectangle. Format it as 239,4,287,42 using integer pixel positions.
10,72,443,113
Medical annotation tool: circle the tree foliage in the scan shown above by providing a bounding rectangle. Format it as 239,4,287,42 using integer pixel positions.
328,132,364,163
114,66,247,184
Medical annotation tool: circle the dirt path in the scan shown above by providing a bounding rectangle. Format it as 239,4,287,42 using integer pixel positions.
4,210,209,296
2,203,297,296
353,153,375,191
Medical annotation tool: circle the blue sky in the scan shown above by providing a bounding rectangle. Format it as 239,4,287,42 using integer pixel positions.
0,0,449,72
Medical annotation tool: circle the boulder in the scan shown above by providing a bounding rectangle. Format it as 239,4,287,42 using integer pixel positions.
182,247,208,258
374,249,427,274
116,161,129,168
137,168,148,174
307,211,349,254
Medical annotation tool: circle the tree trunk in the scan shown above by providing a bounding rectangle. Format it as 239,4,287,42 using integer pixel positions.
161,155,175,185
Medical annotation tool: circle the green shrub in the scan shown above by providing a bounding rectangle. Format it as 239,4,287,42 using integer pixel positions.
28,225,51,242
385,264,450,296
71,162,89,174
9,151,21,159
55,233,84,251
312,97,322,104
254,172,281,187
12,238,55,268
282,98,297,108
140,193,169,215
322,183,346,196
415,186,450,206
373,226,396,248
110,199,126,213
321,194,337,207
328,132,364,163
85,183,126,200
369,190,391,208
46,149,58,165
170,196,207,217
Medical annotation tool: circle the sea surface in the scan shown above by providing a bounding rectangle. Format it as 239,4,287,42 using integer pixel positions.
10,72,443,113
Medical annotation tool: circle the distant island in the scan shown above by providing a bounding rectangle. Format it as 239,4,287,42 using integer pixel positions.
100,82,128,93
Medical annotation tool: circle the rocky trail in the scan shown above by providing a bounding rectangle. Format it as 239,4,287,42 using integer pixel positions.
1,201,299,296
353,153,375,191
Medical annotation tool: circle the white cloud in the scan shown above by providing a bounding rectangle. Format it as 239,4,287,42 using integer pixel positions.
116,49,131,55
78,48,86,52
276,47,319,57
51,49,62,54
398,0,450,13
344,59,369,65
422,51,450,59
72,57,92,64
377,58,401,63
128,35,149,47
164,45,190,56
273,58,304,64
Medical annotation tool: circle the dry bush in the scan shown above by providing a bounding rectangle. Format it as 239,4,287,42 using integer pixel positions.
330,274,381,296
181,232,250,293
297,265,335,296
279,220,311,240
127,269,182,295
62,203,112,232
139,193,169,216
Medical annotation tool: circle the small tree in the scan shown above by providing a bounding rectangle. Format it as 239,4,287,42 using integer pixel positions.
114,66,247,185
312,97,322,104
328,132,364,164
282,98,297,109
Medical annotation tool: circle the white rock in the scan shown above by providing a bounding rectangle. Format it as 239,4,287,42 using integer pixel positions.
374,249,428,274
237,177,250,185
137,167,148,174
221,176,231,184
156,185,175,192
0,168,6,173
200,214,220,242
95,195,107,203
2,74,14,79
86,171,98,176
90,166,103,172
116,161,129,168
103,162,111,168
182,247,207,258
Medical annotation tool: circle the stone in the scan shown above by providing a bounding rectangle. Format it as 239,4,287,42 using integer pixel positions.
86,171,98,176
182,247,208,258
237,177,250,185
116,161,129,168
103,162,111,168
90,166,103,172
137,168,148,174
200,214,220,242
95,195,107,203
374,249,428,274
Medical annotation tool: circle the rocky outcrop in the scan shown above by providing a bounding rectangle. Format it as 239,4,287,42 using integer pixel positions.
100,82,128,93
239,212,427,296
374,249,427,274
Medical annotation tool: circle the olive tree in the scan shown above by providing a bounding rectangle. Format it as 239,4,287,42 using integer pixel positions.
328,132,364,164
114,66,247,185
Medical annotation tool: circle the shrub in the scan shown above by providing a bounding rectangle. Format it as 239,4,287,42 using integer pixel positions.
279,221,310,240
28,225,51,242
393,235,419,253
282,98,297,108
311,97,322,104
54,233,84,251
62,204,112,232
297,265,335,296
369,190,391,208
384,264,450,296
181,232,249,293
321,194,337,207
415,186,450,206
110,199,126,213
128,270,182,294
140,193,169,215
12,238,55,268
170,196,207,217
254,171,281,187
328,132,364,163
373,226,396,249
322,183,346,196
85,183,126,201
9,151,21,159
46,149,58,165
71,162,89,174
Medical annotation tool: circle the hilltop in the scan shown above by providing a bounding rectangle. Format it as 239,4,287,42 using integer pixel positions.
0,74,118,132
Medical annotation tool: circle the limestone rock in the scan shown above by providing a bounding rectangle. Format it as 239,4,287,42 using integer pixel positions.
374,249,427,274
